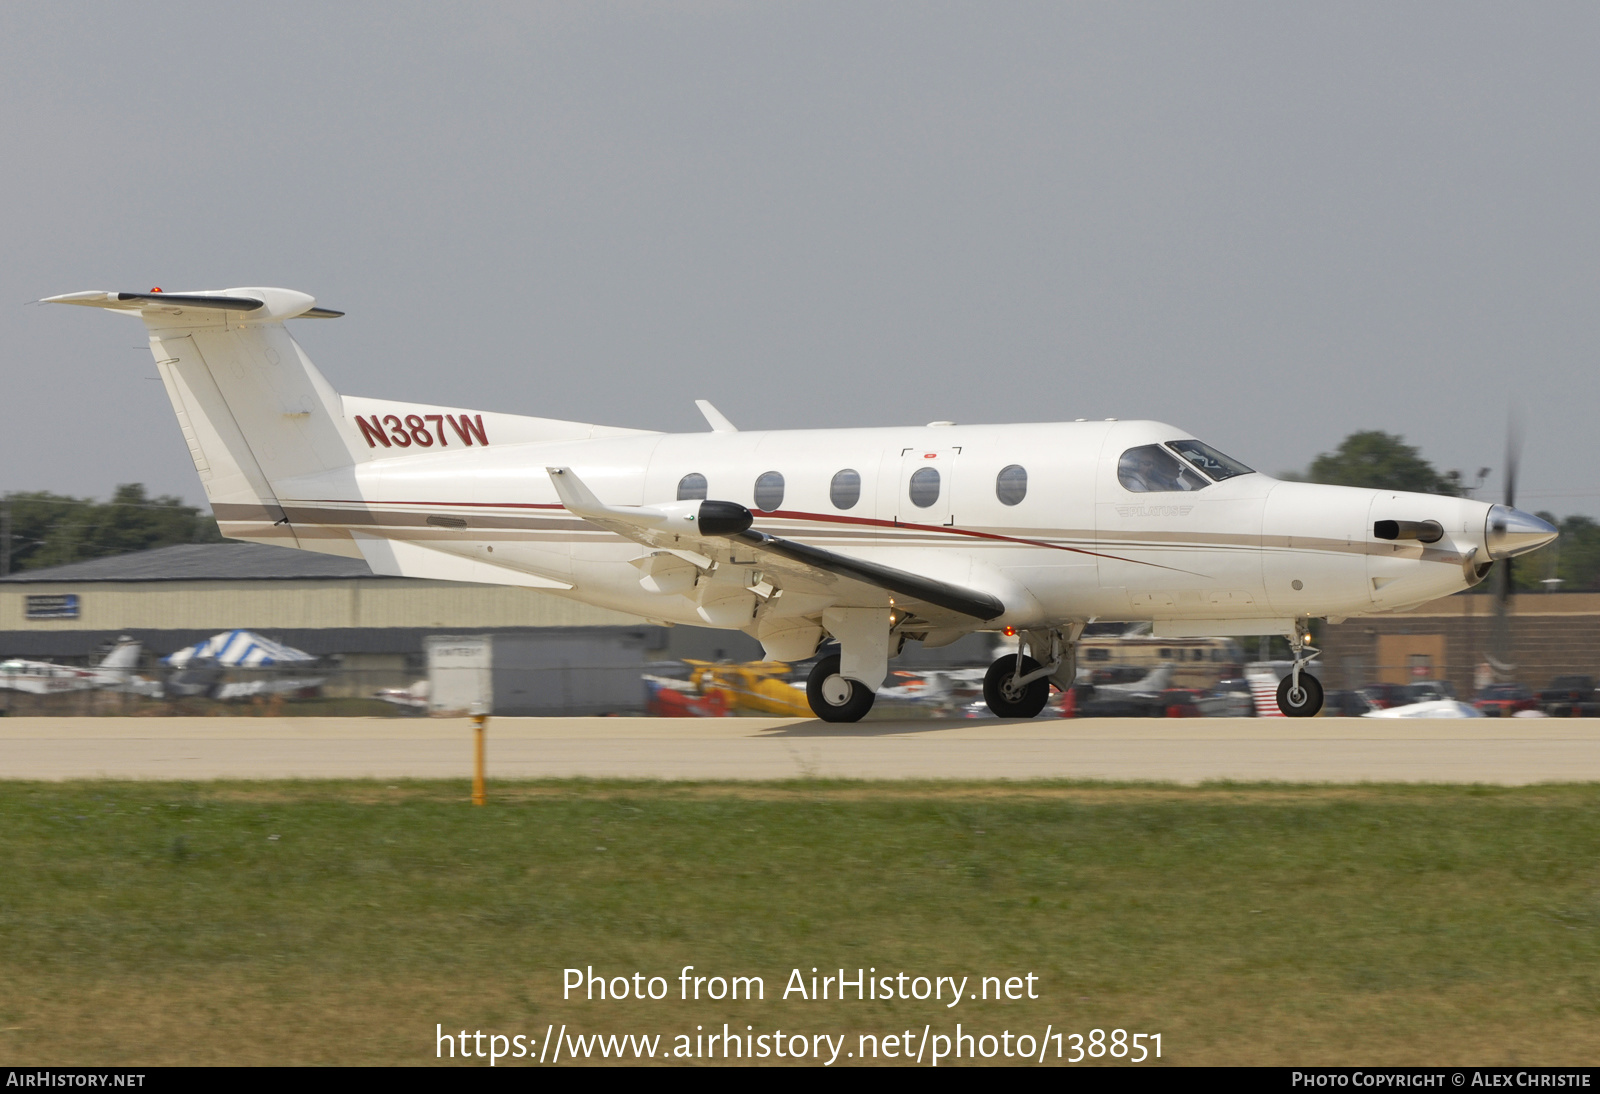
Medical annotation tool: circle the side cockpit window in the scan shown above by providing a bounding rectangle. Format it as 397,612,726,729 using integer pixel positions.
1167,439,1254,482
1118,444,1209,493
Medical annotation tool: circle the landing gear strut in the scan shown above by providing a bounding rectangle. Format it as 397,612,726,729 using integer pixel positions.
1277,625,1324,717
982,629,1064,719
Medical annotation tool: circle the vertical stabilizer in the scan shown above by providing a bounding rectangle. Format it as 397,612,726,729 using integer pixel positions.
46,288,357,546
96,638,142,673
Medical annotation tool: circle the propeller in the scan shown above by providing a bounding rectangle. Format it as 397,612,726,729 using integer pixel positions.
1502,415,1520,599
1490,412,1523,674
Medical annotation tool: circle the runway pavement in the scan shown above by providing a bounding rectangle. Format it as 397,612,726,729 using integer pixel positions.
2,715,1599,783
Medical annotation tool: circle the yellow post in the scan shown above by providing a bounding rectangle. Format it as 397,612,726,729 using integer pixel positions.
471,709,488,806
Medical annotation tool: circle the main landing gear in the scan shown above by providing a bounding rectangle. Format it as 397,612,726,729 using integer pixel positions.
806,654,876,723
1277,626,1324,717
802,625,1076,723
984,655,1051,718
983,629,1069,719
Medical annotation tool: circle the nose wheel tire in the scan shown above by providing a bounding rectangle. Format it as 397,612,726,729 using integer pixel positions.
983,655,1051,719
1276,673,1324,717
806,654,876,722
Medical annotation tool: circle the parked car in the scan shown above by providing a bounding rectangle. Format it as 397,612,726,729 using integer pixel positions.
1473,683,1538,717
1159,688,1203,717
1402,680,1456,704
1067,684,1161,718
1538,675,1600,717
1323,689,1377,717
1360,683,1409,709
1196,678,1255,717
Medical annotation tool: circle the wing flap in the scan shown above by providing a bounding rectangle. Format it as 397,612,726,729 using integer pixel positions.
733,530,1005,620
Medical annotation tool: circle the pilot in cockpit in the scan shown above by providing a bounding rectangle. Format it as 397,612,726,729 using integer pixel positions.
1119,444,1201,493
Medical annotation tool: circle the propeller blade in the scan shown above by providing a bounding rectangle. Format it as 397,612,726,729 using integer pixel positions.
1504,411,1522,511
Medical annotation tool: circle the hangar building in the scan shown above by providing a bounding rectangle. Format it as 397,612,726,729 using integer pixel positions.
0,543,763,703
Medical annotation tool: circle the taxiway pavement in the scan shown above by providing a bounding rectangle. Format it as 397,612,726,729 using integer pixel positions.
1,715,1598,783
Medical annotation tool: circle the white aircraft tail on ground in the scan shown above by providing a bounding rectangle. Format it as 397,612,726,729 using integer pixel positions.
1086,661,1175,695
0,637,158,696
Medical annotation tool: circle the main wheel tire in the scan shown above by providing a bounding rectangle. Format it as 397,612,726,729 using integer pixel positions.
1276,672,1324,717
983,655,1051,719
806,654,876,723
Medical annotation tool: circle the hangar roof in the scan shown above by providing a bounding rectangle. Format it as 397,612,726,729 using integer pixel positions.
0,543,378,583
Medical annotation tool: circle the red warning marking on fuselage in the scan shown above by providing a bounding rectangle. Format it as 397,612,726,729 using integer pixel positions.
355,413,488,449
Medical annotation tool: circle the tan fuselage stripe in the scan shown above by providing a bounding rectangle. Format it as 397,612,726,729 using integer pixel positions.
212,501,1465,568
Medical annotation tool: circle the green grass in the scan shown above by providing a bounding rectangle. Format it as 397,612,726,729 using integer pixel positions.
1,781,1599,1065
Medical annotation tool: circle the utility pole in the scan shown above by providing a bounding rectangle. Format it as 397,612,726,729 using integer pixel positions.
0,495,11,578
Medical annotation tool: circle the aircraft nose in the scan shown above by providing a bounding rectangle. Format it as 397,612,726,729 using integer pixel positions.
1485,505,1558,559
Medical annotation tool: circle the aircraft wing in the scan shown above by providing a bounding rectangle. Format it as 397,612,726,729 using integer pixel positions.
729,529,1004,620
546,467,1005,622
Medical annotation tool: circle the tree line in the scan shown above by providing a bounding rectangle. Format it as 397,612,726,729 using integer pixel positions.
0,484,223,576
1287,431,1596,593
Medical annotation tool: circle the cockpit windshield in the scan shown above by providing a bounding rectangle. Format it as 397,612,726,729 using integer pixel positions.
1117,445,1210,493
1166,439,1254,482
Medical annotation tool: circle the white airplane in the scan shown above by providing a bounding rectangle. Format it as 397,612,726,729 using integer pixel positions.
1363,698,1484,719
44,286,1559,721
0,637,159,696
1083,661,1176,695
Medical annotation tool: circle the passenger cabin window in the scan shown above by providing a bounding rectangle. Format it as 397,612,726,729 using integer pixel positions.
1167,439,1254,482
753,471,785,512
996,464,1027,506
1117,445,1208,493
908,467,941,508
677,473,708,501
830,469,861,510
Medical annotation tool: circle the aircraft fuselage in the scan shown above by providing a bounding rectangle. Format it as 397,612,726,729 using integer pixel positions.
274,417,1501,637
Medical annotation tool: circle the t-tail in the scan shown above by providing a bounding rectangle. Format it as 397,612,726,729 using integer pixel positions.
43,287,644,554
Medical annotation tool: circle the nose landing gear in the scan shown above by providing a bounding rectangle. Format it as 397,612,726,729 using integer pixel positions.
1277,625,1324,717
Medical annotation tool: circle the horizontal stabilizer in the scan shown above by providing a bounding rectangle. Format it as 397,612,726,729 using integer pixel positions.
43,287,342,320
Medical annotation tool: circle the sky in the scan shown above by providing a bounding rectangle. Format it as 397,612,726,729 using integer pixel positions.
4,2,1597,516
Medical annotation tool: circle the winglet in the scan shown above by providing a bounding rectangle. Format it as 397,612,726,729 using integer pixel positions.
546,466,752,540
545,466,610,518
695,400,738,432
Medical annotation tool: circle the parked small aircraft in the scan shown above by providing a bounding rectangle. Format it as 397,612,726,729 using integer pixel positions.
46,287,1560,720
0,638,159,696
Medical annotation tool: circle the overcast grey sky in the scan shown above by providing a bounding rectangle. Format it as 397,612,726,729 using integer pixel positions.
5,2,1597,514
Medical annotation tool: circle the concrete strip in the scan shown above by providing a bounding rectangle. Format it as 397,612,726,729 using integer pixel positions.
1,716,1598,783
